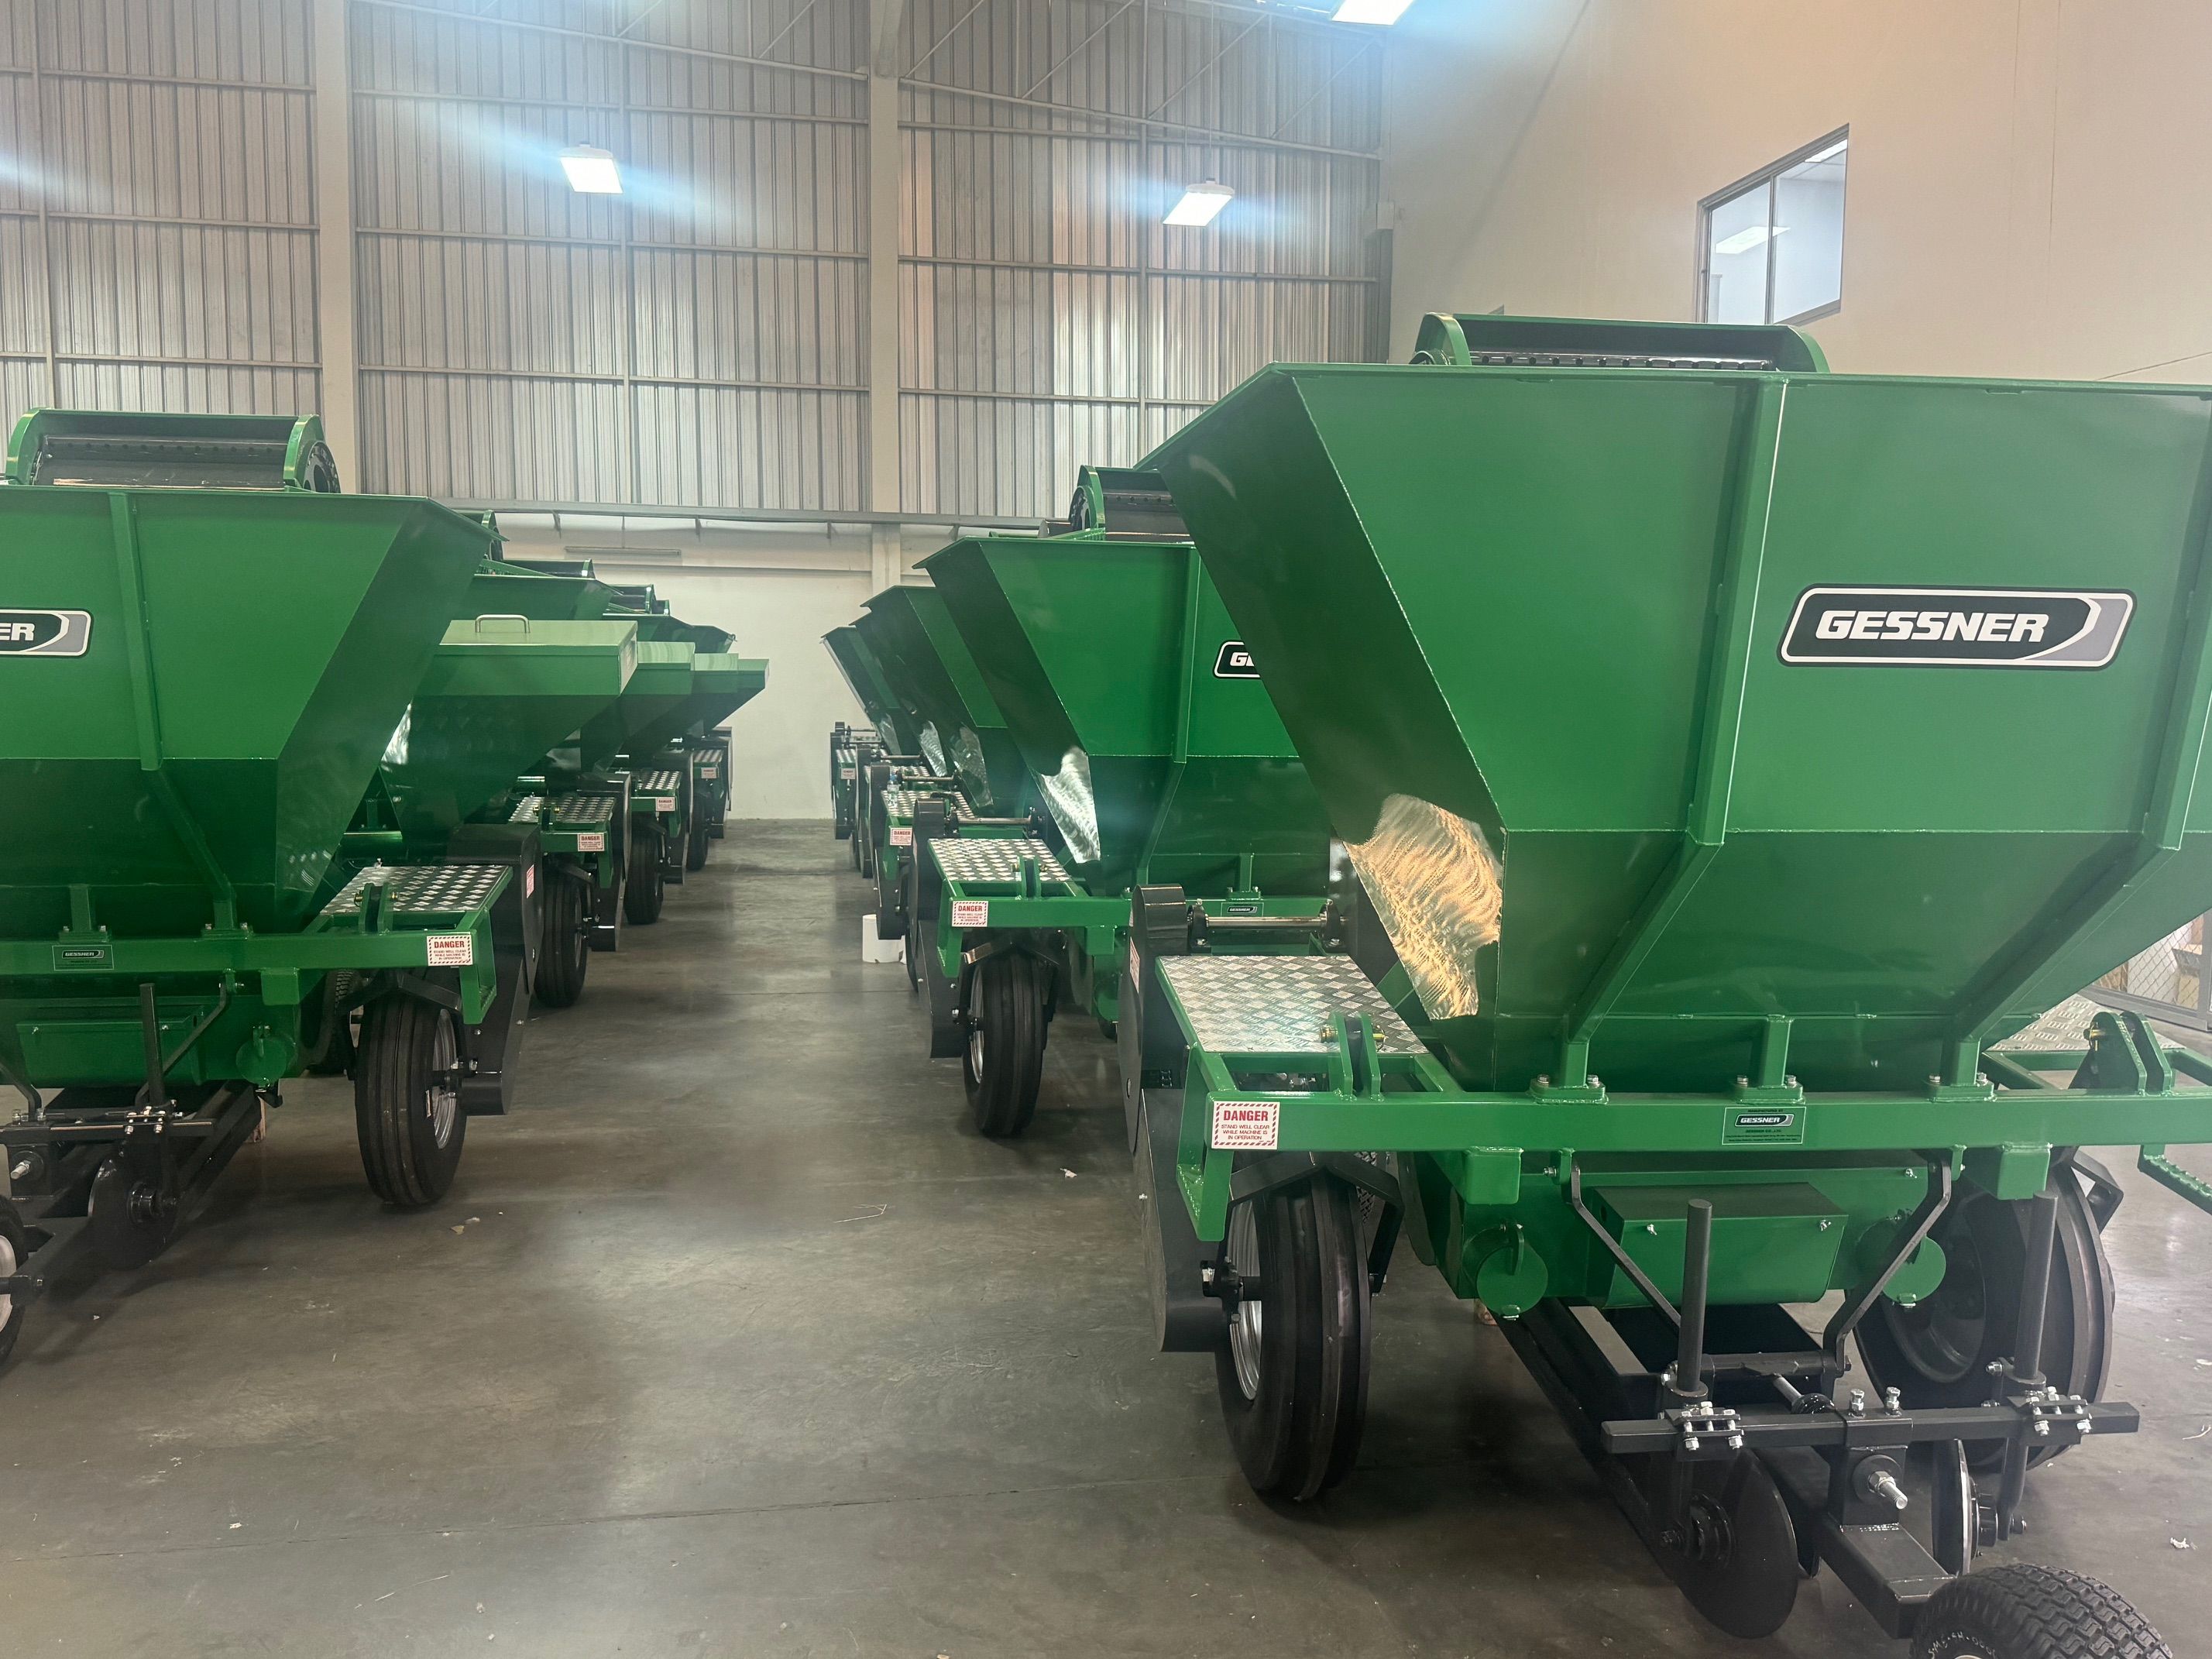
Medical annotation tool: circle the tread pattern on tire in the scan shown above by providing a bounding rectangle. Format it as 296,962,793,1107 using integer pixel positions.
1214,1176,1370,1502
1912,1563,2171,1659
966,951,1046,1137
354,998,465,1210
625,823,665,925
534,869,589,1008
0,1197,29,1369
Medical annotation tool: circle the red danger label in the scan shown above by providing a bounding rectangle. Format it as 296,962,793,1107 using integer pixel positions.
949,900,988,929
1211,1100,1279,1151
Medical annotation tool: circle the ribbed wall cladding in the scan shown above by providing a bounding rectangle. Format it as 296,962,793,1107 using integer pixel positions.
2,0,1379,519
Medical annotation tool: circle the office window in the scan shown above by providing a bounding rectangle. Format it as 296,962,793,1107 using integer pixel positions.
1699,131,1848,325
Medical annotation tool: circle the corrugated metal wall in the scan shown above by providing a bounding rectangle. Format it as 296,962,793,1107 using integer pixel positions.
351,0,871,509
899,0,1382,518
1,0,1382,521
0,0,323,434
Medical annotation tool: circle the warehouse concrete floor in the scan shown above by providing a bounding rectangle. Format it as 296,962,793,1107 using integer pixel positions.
4,821,2210,1656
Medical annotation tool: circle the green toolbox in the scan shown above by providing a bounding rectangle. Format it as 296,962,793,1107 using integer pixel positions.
907,466,1332,1135
0,410,536,1360
1125,314,2212,1649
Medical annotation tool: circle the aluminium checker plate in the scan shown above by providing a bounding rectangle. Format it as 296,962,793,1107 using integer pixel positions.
635,768,684,795
929,837,1070,885
321,863,507,920
546,794,618,826
1157,955,1427,1056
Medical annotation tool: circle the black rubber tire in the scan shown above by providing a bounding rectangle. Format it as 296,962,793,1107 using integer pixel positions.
354,998,467,1208
624,821,665,925
534,867,590,1009
0,1196,30,1369
1859,1168,2111,1472
964,951,1047,1137
1214,1174,1371,1501
903,868,923,995
1911,1563,2171,1659
685,816,711,872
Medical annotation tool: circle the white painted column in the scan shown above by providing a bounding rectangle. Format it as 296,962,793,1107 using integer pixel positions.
310,0,361,486
867,0,908,521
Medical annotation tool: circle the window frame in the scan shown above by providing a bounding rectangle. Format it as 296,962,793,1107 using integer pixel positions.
1696,126,1850,327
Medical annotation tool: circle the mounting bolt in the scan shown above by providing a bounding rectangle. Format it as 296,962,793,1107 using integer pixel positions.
1586,1076,1601,1089
1683,1435,1701,1452
1727,1434,1743,1450
1819,1218,1832,1231
2035,1419,2052,1438
1534,1075,1551,1090
1884,1387,1901,1415
1849,1389,1867,1416
1784,1074,1799,1088
1976,1073,1990,1087
1736,1076,1750,1088
1644,1223,1659,1235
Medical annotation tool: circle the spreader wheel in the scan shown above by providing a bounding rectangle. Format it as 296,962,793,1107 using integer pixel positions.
354,997,467,1208
624,822,665,925
534,868,591,1009
0,1197,29,1367
1660,1451,1801,1640
964,951,1046,1137
88,1153,182,1270
1214,1173,1370,1501
902,865,922,995
685,816,711,872
1859,1169,2112,1471
1910,1563,2171,1659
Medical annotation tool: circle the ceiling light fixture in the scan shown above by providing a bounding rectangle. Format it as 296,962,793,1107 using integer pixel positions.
558,145,623,194
1331,0,1417,24
1713,224,1789,256
1165,181,1234,227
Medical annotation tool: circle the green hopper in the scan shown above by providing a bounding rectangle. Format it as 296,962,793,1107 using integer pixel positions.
1125,315,2212,1649
0,411,534,1364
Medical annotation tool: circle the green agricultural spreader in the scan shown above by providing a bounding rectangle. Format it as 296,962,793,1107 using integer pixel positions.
0,410,544,1362
905,466,1332,1135
1122,315,2212,1653
851,584,1039,946
383,562,641,1012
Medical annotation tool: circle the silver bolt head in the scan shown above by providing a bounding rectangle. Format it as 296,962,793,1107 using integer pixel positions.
1683,1435,1700,1452
1727,1434,1743,1450
2035,1420,2052,1437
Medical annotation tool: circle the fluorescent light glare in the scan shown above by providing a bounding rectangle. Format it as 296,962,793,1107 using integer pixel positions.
1713,223,1788,256
1165,181,1234,228
1331,0,1415,22
559,145,623,194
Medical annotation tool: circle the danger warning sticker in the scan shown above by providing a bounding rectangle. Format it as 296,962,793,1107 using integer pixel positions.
1211,1100,1279,1151
891,826,912,847
524,865,536,898
577,832,605,853
840,767,856,781
652,795,676,813
949,899,988,929
424,933,475,967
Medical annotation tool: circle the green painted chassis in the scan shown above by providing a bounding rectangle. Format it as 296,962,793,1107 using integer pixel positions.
1150,959,2212,1314
0,871,504,1090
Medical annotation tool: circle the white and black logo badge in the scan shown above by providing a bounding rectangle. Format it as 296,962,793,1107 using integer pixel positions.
1214,641,1259,678
1780,587,2132,668
0,609,91,658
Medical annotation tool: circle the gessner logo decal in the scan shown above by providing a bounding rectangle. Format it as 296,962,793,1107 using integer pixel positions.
1214,641,1259,678
1780,587,2132,668
0,609,91,658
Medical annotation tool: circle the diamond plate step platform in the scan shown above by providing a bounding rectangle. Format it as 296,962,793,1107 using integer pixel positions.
543,794,618,826
930,837,1071,885
1158,955,1427,1056
507,794,544,823
321,863,507,920
634,768,684,795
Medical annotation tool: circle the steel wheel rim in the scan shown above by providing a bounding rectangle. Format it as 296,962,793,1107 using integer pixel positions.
1880,1218,1986,1384
967,1023,985,1080
427,1015,459,1148
0,1229,14,1324
1227,1201,1263,1400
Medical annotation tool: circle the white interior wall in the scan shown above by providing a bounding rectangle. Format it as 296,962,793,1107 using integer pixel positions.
487,517,951,820
1381,0,2212,385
